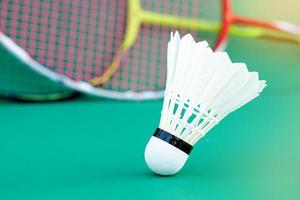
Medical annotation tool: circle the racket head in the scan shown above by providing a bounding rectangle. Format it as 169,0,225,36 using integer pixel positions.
0,0,127,101
0,0,222,101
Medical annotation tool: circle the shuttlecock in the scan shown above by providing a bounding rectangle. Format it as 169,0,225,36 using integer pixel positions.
144,32,266,176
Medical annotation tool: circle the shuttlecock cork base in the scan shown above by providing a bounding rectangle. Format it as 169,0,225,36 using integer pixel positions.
145,128,193,176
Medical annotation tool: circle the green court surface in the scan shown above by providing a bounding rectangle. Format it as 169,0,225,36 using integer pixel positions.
0,37,300,200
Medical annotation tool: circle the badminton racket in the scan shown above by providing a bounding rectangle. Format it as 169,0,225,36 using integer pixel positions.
0,0,299,101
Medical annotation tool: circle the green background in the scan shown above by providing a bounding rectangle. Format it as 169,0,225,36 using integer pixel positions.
1,1,300,199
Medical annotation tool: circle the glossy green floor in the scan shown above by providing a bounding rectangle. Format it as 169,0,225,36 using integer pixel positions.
1,37,300,199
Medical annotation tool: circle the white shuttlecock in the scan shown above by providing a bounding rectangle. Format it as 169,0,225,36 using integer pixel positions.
144,32,267,176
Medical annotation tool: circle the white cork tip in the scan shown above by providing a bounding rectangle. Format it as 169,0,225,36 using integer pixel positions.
144,136,189,176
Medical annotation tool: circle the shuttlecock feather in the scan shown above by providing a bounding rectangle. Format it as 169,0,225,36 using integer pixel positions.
144,32,266,176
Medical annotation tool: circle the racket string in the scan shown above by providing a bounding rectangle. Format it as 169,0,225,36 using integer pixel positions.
0,0,126,80
103,0,220,92
0,0,219,95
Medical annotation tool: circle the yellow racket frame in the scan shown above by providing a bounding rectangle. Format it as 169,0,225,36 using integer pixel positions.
90,0,300,85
